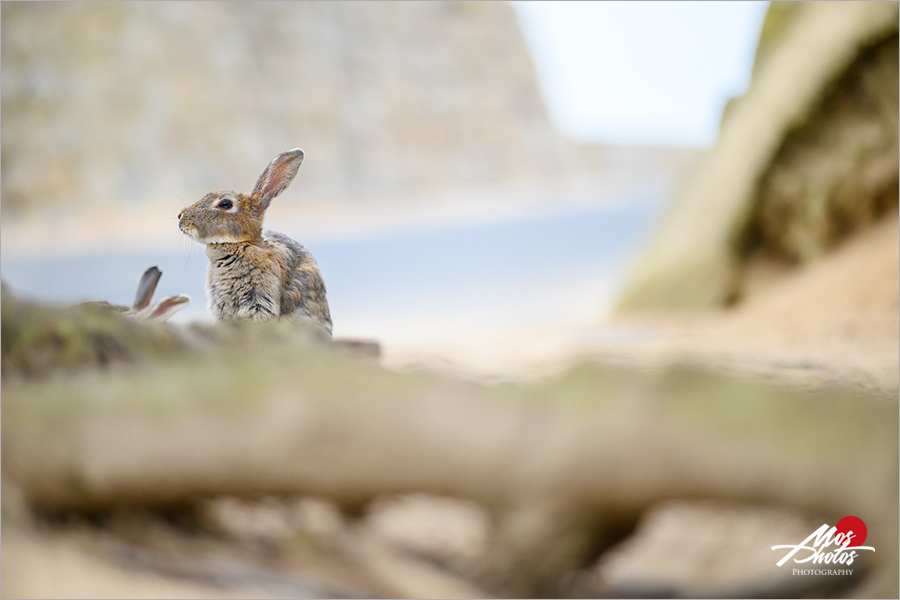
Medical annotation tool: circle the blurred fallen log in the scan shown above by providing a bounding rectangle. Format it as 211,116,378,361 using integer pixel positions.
1,289,896,596
1,282,194,378
0,280,375,378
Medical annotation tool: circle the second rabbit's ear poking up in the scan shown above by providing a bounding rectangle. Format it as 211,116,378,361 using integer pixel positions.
251,148,305,213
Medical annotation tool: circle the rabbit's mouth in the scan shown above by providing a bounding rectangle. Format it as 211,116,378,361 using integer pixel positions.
178,222,201,241
178,209,260,244
179,223,249,245
179,223,225,244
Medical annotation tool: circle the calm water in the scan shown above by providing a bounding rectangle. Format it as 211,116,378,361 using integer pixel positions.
2,199,660,338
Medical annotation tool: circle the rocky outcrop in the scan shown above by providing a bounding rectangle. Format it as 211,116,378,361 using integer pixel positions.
1,2,569,214
617,1,899,310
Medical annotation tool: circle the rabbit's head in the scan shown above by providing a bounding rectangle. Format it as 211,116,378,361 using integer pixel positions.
178,149,304,244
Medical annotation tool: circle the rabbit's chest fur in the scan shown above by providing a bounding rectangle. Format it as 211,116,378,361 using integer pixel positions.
204,232,332,334
205,240,284,322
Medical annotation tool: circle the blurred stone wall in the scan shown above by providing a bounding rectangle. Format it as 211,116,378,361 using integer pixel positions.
1,1,571,215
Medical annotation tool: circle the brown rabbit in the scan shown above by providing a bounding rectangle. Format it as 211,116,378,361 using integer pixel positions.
177,149,332,336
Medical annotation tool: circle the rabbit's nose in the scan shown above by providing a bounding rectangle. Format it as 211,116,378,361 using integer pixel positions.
177,210,183,220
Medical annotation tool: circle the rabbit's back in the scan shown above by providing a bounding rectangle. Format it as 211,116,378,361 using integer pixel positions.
266,231,332,335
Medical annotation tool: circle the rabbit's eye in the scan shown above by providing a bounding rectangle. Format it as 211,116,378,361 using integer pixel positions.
216,199,234,210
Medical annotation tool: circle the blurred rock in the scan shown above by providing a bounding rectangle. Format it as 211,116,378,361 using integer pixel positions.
743,29,898,265
362,493,491,576
584,500,863,599
617,1,899,310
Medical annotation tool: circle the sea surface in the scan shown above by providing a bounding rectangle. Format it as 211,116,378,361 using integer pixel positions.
2,196,661,342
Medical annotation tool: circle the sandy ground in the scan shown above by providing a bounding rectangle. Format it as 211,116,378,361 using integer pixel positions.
375,215,898,392
589,214,899,390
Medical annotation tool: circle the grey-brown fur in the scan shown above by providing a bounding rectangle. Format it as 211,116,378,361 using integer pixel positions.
178,149,332,336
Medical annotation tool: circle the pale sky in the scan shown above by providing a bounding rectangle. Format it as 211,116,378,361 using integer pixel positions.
512,1,769,148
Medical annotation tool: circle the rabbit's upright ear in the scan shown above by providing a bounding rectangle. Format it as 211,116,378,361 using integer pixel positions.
132,266,162,311
251,148,305,212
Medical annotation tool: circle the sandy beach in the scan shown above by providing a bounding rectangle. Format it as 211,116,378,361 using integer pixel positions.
3,180,896,391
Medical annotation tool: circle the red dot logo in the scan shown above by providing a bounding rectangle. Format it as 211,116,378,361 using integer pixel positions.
835,516,867,547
